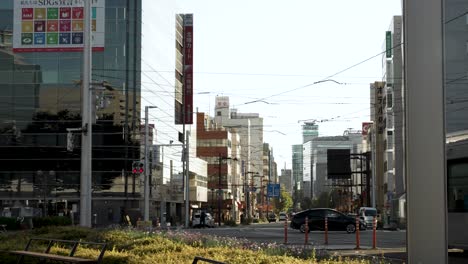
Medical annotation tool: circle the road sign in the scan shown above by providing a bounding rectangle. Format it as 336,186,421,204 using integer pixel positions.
267,184,280,197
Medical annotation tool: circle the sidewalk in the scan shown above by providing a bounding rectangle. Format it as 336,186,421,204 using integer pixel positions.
323,247,407,263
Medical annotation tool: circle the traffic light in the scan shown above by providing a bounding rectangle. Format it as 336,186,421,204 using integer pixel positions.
132,161,144,174
138,162,144,174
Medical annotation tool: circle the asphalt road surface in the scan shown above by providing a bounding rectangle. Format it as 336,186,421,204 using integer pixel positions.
189,222,406,248
186,222,467,263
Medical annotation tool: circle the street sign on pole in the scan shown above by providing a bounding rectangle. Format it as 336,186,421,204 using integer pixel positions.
267,184,280,197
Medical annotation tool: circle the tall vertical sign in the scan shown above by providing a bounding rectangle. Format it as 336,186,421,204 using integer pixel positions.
385,31,392,58
13,0,105,52
183,14,193,124
375,82,385,134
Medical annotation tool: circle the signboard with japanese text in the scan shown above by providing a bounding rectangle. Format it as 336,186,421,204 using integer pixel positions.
183,13,193,124
216,96,230,108
386,31,392,58
375,82,385,134
13,0,105,52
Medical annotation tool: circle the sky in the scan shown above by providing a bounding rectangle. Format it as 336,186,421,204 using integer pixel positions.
141,0,403,170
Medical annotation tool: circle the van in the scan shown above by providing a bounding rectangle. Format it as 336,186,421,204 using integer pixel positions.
357,207,378,229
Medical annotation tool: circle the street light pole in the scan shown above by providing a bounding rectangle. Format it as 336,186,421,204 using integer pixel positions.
80,0,92,228
144,106,157,221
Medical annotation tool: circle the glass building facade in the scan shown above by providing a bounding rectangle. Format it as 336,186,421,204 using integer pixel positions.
0,0,142,225
445,0,468,213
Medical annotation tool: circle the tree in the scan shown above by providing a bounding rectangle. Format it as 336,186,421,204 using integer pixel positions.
314,191,332,208
300,196,313,210
274,188,293,213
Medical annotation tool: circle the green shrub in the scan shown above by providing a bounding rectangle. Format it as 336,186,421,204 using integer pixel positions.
0,217,20,230
241,217,253,225
0,226,381,264
32,216,72,228
223,219,237,227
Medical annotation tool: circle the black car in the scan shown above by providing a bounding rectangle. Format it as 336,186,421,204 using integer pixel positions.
290,208,366,234
267,212,277,223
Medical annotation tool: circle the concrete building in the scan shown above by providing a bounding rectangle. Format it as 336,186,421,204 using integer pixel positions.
0,0,143,226
213,96,263,217
302,122,319,143
301,131,365,212
280,169,293,197
196,112,241,223
381,16,406,227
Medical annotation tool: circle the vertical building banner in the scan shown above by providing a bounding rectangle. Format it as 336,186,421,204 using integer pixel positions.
375,82,385,134
183,14,193,124
386,31,392,58
13,0,105,52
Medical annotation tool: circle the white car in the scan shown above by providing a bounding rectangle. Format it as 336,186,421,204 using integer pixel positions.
192,212,215,228
279,212,288,221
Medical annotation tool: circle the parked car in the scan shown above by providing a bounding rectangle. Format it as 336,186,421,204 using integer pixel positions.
290,208,366,234
357,207,378,229
278,212,288,221
267,212,277,223
192,212,215,228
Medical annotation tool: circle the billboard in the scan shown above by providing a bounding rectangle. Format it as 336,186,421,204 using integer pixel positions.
327,149,351,179
215,96,229,109
374,82,385,134
386,31,392,58
362,122,373,136
13,0,105,52
175,14,193,124
183,14,193,124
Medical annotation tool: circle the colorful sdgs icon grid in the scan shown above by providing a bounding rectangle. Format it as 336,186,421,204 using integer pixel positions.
20,7,96,47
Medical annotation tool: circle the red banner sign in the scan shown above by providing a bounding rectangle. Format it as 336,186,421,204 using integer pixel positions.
183,14,193,124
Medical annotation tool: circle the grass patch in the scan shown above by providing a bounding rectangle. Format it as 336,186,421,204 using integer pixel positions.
0,226,388,264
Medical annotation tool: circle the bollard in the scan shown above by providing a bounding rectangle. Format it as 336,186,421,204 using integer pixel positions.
284,218,288,244
324,217,328,245
372,216,377,249
355,216,360,249
304,216,309,244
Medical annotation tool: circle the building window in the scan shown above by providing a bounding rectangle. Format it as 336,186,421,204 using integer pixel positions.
217,111,221,116
387,91,393,109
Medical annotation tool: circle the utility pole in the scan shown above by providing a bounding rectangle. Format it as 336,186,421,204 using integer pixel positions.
218,154,222,226
80,0,92,228
144,106,157,221
267,148,271,213
245,169,250,218
185,131,190,228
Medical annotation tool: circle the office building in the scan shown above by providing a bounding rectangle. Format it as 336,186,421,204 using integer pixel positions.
0,0,142,226
196,112,241,222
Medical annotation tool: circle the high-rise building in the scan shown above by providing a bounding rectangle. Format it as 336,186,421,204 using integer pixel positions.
0,0,142,226
302,122,319,143
291,144,303,209
280,169,292,197
382,16,405,226
213,96,264,216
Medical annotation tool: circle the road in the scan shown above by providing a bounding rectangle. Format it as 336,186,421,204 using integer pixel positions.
188,222,405,248
186,222,467,263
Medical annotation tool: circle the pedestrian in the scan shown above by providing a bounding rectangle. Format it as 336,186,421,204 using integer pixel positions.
200,211,206,228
